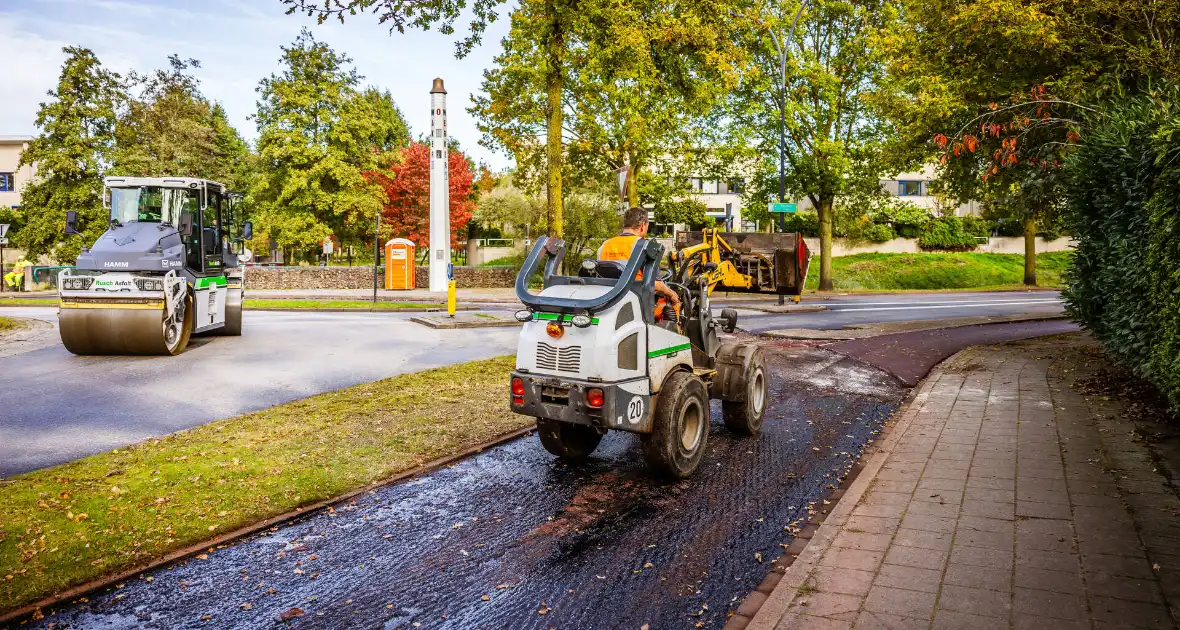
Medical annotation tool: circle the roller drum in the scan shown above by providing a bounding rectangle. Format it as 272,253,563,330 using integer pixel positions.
217,287,243,336
59,296,193,356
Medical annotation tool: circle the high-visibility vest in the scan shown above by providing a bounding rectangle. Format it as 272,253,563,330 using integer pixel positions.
597,234,643,279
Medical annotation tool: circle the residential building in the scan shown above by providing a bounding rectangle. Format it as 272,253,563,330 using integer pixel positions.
0,136,36,210
878,163,982,216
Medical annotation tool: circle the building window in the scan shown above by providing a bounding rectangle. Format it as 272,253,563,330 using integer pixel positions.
898,181,923,196
0,173,13,192
722,178,745,194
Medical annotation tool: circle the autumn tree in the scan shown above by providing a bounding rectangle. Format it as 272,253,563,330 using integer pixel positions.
374,141,475,249
251,29,407,260
15,47,123,264
725,0,902,291
112,55,252,190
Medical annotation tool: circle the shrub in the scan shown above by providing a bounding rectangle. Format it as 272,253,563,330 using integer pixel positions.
960,215,992,238
1063,92,1180,411
873,204,932,238
777,210,820,236
917,217,978,251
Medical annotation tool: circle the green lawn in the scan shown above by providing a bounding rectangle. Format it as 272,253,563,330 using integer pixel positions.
0,298,56,306
0,356,526,615
0,316,20,332
803,251,1073,291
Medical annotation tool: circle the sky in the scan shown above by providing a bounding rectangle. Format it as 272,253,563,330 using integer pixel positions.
0,0,515,169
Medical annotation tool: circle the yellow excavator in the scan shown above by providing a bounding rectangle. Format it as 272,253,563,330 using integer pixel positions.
671,228,811,298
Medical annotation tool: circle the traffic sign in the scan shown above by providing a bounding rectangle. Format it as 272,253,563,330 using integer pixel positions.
768,203,798,213
0,224,9,238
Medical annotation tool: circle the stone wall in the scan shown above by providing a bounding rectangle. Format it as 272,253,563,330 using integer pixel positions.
245,265,517,290
800,236,1075,257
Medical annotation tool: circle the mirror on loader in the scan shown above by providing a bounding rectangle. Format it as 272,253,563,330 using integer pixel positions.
243,220,253,241
65,211,78,235
178,212,194,237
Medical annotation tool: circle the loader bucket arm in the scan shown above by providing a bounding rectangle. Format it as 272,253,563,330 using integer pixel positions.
515,236,664,315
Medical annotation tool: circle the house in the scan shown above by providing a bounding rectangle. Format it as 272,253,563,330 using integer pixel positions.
0,136,36,211
879,163,982,216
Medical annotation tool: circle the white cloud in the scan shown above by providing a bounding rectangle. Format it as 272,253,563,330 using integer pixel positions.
1,0,515,169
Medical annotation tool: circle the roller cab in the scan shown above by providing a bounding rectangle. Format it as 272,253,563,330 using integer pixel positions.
58,177,250,356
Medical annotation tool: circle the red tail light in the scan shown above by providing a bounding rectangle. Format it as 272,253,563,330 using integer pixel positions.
511,377,525,396
586,388,604,408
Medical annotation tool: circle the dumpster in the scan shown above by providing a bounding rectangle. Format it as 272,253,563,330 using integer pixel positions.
385,238,416,290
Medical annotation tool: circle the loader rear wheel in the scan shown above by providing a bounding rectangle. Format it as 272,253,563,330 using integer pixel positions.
723,346,768,436
537,419,602,462
643,371,709,478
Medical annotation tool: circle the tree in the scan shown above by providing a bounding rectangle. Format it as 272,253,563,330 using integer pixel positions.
726,0,902,290
251,29,405,259
112,55,252,190
15,47,123,264
373,141,475,248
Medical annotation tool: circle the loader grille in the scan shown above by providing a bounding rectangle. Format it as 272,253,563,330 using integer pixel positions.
536,343,581,373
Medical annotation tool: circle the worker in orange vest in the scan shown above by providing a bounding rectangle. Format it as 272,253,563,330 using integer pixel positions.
597,207,681,323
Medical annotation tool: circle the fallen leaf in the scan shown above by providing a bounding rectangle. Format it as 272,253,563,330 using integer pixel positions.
481,595,490,601
277,608,305,622
239,603,252,610
196,554,209,560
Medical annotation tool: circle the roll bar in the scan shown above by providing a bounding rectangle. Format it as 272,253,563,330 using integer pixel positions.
515,236,664,314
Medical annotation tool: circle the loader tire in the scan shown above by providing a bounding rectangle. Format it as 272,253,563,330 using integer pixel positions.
537,419,602,463
723,346,768,436
642,371,709,478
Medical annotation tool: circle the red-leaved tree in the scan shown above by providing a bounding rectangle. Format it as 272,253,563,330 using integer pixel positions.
374,141,475,249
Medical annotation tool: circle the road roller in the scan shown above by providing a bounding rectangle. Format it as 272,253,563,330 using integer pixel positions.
57,177,252,356
508,229,809,478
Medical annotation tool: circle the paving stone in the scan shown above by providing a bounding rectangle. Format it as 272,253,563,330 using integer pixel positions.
1016,500,1073,519
809,566,875,597
891,528,952,552
954,526,1013,551
1080,552,1156,579
1013,565,1085,594
820,547,885,573
949,544,1014,570
942,562,1011,592
1012,615,1089,630
936,584,1011,617
1084,571,1165,604
852,610,929,630
863,585,938,619
843,515,901,535
873,563,941,593
899,513,957,534
1012,589,1088,621
881,543,950,572
792,591,861,621
735,591,768,617
1089,596,1174,629
832,531,892,553
771,613,851,630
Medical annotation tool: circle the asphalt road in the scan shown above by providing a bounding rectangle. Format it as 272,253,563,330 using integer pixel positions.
720,291,1064,332
0,307,519,476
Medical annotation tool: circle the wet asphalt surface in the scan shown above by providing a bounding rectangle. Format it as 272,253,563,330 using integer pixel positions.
19,336,904,630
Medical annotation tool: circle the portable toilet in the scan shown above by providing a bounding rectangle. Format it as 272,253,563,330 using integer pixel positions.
385,238,416,290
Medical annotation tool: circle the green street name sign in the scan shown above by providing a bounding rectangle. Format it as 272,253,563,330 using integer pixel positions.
768,203,798,213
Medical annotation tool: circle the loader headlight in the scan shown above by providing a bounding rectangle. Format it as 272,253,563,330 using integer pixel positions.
514,309,533,323
135,278,165,292
570,314,592,328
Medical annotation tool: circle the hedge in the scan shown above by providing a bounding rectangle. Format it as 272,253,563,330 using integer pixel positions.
1063,93,1180,410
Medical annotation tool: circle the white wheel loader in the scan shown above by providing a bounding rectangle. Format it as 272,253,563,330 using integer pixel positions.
57,177,252,355
509,230,809,478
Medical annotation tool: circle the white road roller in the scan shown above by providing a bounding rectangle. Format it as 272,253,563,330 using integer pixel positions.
57,177,251,355
509,232,808,477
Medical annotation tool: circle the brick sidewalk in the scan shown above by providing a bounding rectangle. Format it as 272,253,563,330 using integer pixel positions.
748,337,1180,629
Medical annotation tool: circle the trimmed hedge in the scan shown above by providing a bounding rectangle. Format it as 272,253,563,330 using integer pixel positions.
918,217,978,251
1063,94,1180,410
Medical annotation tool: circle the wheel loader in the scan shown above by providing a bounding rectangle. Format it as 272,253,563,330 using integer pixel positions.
509,228,810,477
57,177,252,356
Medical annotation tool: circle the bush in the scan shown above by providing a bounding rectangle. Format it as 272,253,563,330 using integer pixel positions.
872,204,931,238
777,210,820,236
917,217,978,251
1063,92,1180,411
960,215,992,238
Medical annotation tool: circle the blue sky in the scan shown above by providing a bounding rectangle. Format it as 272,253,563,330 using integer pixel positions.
0,0,514,169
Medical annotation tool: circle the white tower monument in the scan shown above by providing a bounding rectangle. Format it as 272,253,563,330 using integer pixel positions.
428,78,450,292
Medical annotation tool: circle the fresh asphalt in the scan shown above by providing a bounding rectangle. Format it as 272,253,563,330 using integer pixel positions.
0,291,1063,476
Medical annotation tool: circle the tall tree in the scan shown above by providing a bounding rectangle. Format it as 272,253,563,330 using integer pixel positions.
251,29,405,258
112,55,252,190
726,0,902,291
372,141,475,248
15,47,123,264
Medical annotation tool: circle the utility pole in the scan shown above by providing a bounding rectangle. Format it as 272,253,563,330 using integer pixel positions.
373,207,380,306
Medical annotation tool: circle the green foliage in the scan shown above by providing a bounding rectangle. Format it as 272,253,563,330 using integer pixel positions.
111,56,252,191
960,215,992,239
917,217,978,251
804,251,1073,291
653,198,707,226
778,211,820,236
1062,91,1180,410
250,29,405,259
871,203,931,238
14,47,122,264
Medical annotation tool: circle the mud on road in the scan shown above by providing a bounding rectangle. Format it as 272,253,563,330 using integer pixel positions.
22,336,904,630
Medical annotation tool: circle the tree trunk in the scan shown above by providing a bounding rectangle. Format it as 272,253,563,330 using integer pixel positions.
544,3,564,239
818,196,834,291
626,163,640,207
1024,216,1037,286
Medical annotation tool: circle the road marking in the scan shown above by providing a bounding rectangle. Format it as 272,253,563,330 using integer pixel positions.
829,299,1062,313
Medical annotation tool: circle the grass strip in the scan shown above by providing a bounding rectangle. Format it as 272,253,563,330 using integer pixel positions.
0,316,19,333
0,299,56,306
0,355,526,614
803,251,1073,291
243,299,439,310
